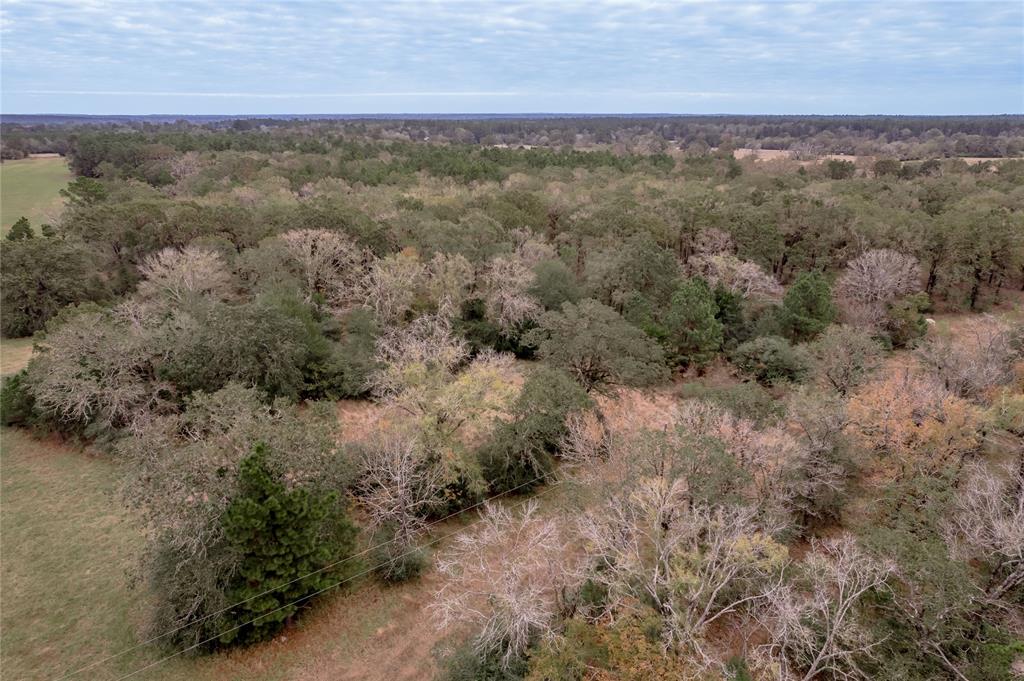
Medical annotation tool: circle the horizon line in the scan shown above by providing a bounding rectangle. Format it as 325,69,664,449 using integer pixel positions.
3,112,1022,118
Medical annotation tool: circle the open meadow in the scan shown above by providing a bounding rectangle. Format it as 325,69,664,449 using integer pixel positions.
0,156,72,235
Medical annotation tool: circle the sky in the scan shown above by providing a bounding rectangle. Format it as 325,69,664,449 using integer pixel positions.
1,0,1022,115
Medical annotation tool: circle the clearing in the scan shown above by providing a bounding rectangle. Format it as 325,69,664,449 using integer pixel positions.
0,156,72,235
1,337,34,376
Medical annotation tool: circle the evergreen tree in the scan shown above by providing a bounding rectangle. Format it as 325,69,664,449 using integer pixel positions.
6,217,33,241
664,278,723,368
713,284,749,350
779,271,837,342
217,442,357,646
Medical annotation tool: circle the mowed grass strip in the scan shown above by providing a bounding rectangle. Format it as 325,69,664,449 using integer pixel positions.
0,157,72,234
0,428,201,680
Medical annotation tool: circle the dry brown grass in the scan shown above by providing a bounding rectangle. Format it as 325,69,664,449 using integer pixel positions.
0,337,34,376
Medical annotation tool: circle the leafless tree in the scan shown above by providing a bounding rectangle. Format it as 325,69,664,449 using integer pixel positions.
511,228,558,267
579,492,787,661
279,228,365,307
783,389,851,529
674,400,804,511
755,536,894,681
694,227,734,256
688,252,783,298
169,151,202,182
434,501,572,668
363,251,426,323
836,249,922,328
943,462,1024,603
358,432,443,579
423,251,475,313
482,254,542,332
916,316,1021,401
837,249,922,305
370,312,468,401
811,325,883,396
835,249,921,328
137,245,232,305
27,305,171,433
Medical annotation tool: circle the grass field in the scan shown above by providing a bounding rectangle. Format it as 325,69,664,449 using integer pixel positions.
0,156,72,235
0,427,459,680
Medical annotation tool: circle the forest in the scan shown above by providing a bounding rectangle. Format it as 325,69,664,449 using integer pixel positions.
0,117,1022,681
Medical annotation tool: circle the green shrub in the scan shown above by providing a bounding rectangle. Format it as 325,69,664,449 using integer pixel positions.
713,284,751,349
529,259,581,311
883,292,930,349
479,367,593,494
678,382,782,425
370,523,428,583
0,238,105,338
0,370,36,427
730,336,811,385
439,641,529,681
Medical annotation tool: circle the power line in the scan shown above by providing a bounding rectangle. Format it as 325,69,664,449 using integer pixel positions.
54,470,558,681
109,480,563,681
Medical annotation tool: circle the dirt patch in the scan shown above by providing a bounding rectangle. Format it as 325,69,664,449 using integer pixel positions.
336,399,389,444
0,338,33,376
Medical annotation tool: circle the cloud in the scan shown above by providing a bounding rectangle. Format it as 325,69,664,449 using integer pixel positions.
1,1,1020,114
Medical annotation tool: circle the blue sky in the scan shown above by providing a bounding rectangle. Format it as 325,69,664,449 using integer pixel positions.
1,0,1021,115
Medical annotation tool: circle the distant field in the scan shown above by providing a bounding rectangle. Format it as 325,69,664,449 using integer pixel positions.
0,156,72,234
731,147,1021,165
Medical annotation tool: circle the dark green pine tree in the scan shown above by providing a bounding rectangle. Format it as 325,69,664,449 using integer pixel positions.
6,217,33,241
779,271,837,342
217,442,357,646
664,277,724,368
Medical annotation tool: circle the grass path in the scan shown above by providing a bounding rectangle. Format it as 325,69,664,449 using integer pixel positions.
1,338,35,376
0,156,72,235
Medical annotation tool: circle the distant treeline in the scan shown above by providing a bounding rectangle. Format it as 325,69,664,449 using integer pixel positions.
3,114,1023,160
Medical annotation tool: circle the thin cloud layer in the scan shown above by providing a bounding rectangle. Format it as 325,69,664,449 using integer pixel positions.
1,0,1021,114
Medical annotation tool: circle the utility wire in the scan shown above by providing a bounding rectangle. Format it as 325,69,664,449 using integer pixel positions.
54,469,558,681
109,479,563,681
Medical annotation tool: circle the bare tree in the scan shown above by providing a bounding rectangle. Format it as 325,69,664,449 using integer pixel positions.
169,151,202,182
370,312,469,401
279,228,365,307
755,536,894,681
836,249,921,328
423,251,475,313
688,252,782,298
358,432,443,580
482,254,542,332
811,325,883,396
434,501,572,668
579,493,787,661
943,462,1024,602
27,304,171,433
137,245,232,305
674,400,805,511
837,249,922,305
784,389,851,530
916,316,1021,401
694,227,735,256
371,314,517,489
363,251,426,323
